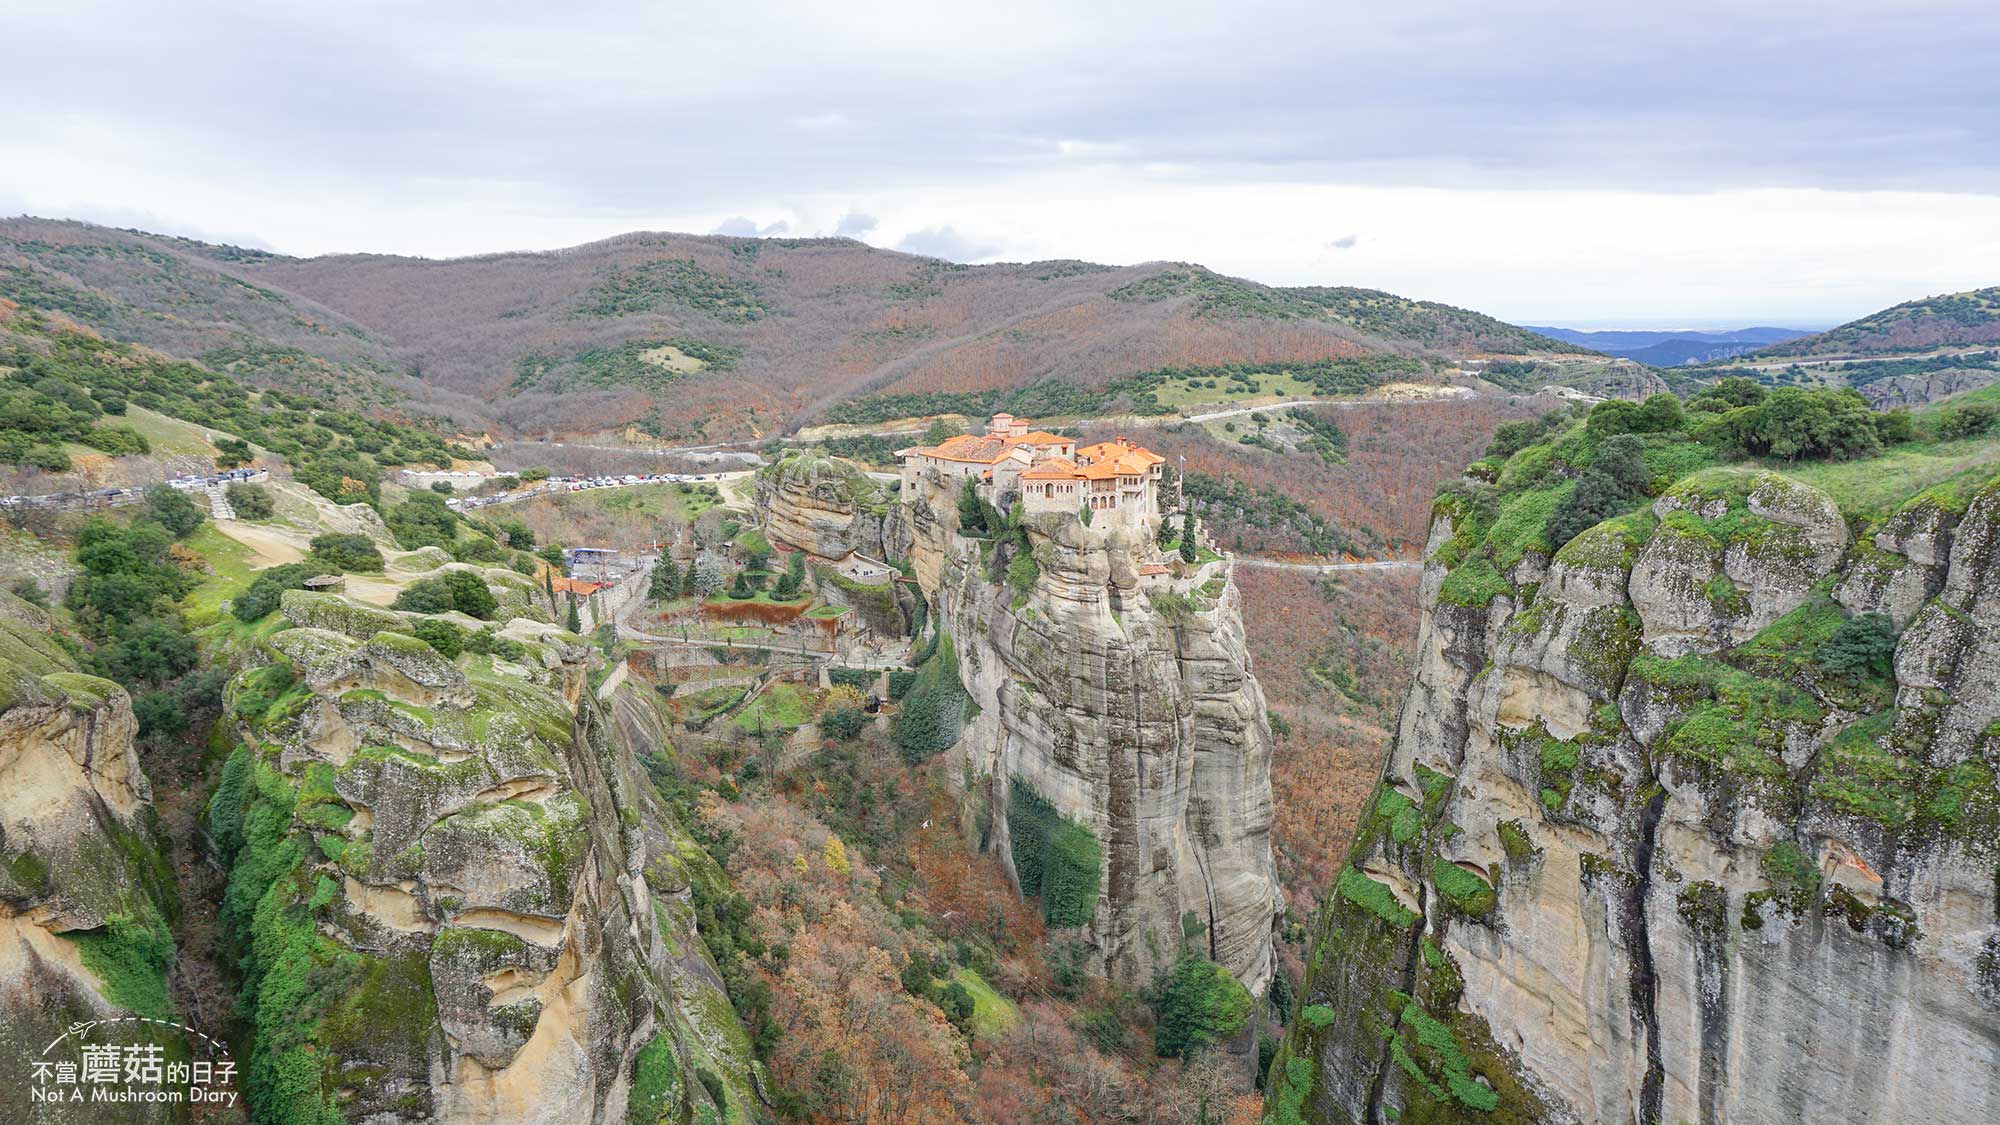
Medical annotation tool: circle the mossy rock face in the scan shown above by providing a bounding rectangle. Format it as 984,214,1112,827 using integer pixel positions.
206,593,760,1119
390,545,454,571
431,925,558,1067
42,670,121,710
1290,442,2000,1123
270,625,363,679
0,590,78,675
812,561,908,635
0,612,182,1103
358,630,476,704
281,588,412,640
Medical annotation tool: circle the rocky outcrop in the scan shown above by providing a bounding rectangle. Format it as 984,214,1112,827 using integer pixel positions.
1857,367,2000,409
208,581,755,1123
0,593,184,1119
902,467,1281,992
753,450,907,561
1276,463,2000,1124
1563,359,1672,402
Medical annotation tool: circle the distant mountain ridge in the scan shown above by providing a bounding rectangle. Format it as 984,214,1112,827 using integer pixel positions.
1524,325,1814,366
1,217,1585,441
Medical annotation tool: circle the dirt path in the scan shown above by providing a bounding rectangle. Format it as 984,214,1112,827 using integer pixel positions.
214,520,306,566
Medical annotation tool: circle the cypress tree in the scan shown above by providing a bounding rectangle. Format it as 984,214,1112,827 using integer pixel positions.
648,554,681,602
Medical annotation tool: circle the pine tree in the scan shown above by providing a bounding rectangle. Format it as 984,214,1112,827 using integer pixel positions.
648,554,681,603
565,593,582,634
1179,510,1198,563
543,567,557,614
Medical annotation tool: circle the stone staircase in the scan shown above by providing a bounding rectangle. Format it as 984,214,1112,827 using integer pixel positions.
203,482,235,521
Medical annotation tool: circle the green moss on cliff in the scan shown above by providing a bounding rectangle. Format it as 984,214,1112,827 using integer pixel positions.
1374,788,1422,845
1430,859,1497,918
628,1029,687,1123
1337,867,1418,928
1438,556,1512,608
64,908,177,1021
1007,778,1103,927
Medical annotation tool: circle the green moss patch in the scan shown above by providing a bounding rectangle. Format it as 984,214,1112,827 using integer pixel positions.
1007,779,1102,927
1374,788,1422,845
1439,556,1512,608
1431,859,1497,917
64,908,177,1021
1336,866,1418,928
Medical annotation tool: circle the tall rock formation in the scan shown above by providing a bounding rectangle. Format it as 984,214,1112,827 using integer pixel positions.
1274,448,2000,1123
900,463,1282,991
752,451,908,562
0,592,186,1120
206,582,756,1123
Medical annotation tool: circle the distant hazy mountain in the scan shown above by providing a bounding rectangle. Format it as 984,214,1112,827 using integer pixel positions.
1523,325,1814,366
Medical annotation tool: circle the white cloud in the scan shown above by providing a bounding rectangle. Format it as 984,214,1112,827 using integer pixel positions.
833,212,879,238
896,225,1003,262
710,216,790,237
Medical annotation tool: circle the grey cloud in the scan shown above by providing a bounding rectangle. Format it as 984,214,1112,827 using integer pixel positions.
896,226,1001,262
4,0,1998,221
834,212,878,238
710,217,789,237
1329,235,1359,250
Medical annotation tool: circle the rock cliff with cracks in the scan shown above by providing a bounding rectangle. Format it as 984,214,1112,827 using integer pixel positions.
752,450,908,562
207,583,757,1123
1273,444,2000,1123
0,591,185,1119
901,465,1282,991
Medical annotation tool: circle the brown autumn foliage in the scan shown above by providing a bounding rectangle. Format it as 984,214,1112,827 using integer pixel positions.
1106,394,1546,556
690,732,1277,1122
1236,565,1423,916
4,217,1566,443
705,794,979,1122
704,599,810,624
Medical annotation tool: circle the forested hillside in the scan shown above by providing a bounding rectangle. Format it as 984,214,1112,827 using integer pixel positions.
1753,286,2000,357
1,219,1587,443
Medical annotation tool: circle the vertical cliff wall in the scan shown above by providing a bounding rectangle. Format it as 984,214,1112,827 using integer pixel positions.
207,585,756,1123
1275,457,2000,1124
0,593,186,1120
902,466,1282,991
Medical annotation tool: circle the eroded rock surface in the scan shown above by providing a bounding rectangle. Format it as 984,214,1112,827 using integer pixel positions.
753,450,907,561
0,593,183,1121
206,581,755,1123
1277,464,2000,1124
903,467,1281,991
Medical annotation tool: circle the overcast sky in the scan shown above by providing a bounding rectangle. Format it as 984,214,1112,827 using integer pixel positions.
5,0,1998,327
